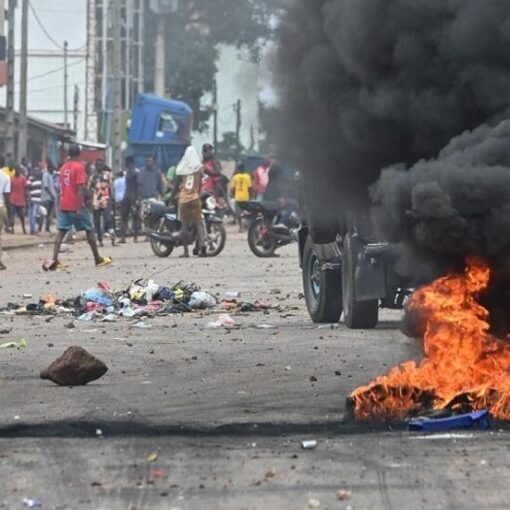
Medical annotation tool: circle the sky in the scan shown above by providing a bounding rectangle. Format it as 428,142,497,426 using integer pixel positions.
0,0,264,150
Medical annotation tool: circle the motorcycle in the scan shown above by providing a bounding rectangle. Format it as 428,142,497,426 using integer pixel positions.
146,194,227,258
240,200,300,258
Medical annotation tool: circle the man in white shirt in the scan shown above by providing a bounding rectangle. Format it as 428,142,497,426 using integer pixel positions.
0,169,12,270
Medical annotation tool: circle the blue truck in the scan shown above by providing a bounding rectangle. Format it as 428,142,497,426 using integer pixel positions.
127,93,193,171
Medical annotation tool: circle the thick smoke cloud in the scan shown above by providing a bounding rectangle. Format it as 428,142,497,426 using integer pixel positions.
272,0,510,232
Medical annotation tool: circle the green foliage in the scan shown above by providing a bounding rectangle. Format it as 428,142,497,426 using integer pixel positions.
144,0,283,130
217,131,245,160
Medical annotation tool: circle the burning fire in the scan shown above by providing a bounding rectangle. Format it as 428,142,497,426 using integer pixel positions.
350,257,510,420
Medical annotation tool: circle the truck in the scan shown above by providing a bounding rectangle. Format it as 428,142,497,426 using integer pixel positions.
298,206,409,330
127,93,193,171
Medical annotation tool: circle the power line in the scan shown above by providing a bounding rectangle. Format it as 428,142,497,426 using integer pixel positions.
28,0,63,50
15,57,86,85
28,1,85,52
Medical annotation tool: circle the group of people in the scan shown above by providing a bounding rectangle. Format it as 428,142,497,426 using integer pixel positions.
0,140,291,271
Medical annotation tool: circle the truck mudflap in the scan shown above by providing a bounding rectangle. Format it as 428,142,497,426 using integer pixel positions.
355,242,389,302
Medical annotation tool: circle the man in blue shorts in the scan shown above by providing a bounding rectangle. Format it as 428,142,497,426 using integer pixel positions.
43,145,112,271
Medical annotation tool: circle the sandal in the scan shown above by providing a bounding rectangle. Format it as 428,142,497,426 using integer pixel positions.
42,260,68,272
96,256,113,267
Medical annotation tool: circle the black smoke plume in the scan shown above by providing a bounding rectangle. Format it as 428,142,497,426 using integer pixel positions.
272,0,510,241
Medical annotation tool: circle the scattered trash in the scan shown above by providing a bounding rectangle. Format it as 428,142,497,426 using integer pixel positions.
150,469,168,479
133,321,151,329
265,467,277,479
308,498,321,509
78,312,94,322
284,365,292,372
336,490,352,501
64,321,76,329
408,410,491,432
207,314,236,328
0,339,27,349
100,314,118,323
96,429,103,437
23,294,33,299
147,452,159,463
83,288,114,307
301,440,318,450
40,346,108,386
22,499,42,508
188,291,217,310
257,324,277,330
224,291,240,300
269,288,282,295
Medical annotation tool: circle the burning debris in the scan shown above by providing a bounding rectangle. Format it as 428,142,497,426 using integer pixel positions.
350,258,510,421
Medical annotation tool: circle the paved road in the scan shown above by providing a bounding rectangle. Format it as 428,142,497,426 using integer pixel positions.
0,228,508,509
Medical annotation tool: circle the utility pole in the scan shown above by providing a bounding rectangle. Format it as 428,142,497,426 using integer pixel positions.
112,0,122,172
154,16,165,96
18,0,28,162
5,0,15,160
73,85,79,133
63,40,68,128
235,99,242,168
212,79,218,148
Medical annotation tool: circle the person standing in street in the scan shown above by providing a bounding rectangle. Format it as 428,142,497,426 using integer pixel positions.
41,159,57,232
141,156,164,201
119,156,142,244
9,167,27,234
0,167,11,270
43,145,112,271
231,162,252,232
252,159,271,201
174,147,206,258
27,171,42,235
89,159,116,247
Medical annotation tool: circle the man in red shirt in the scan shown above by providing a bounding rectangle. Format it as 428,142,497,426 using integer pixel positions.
9,166,27,234
43,145,112,271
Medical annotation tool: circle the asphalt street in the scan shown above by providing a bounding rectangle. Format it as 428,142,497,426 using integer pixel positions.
0,227,509,510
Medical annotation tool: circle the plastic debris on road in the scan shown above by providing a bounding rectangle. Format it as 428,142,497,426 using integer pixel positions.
301,440,318,450
0,339,27,349
0,279,283,327
22,498,42,508
408,410,491,432
188,291,217,309
147,452,159,462
207,314,236,328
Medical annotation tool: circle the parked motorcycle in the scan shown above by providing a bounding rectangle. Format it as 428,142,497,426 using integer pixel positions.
240,201,300,257
146,194,227,258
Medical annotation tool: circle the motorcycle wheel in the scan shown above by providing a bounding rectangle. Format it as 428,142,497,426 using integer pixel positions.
205,222,227,257
150,218,175,258
248,219,278,257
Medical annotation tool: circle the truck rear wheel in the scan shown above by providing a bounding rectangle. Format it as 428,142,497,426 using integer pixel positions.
303,237,342,323
342,232,379,329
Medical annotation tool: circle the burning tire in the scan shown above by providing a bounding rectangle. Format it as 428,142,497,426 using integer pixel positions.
303,237,342,323
342,232,379,329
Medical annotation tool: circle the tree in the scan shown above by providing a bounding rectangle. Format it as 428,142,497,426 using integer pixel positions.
216,131,244,161
144,0,283,131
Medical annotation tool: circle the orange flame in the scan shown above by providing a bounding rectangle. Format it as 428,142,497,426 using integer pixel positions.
350,257,510,420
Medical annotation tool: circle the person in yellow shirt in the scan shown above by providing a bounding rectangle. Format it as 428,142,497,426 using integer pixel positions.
231,162,252,232
0,155,15,178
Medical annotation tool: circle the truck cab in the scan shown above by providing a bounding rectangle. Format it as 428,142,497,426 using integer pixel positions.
128,93,193,170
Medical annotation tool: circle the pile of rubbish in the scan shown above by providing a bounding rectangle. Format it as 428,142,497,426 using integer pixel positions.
0,280,271,323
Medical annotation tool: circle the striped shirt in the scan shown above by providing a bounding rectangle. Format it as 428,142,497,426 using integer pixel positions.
28,178,42,204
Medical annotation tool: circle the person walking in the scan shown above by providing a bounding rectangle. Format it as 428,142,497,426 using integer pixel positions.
41,159,57,232
174,147,205,258
43,145,112,271
119,156,142,244
252,159,271,201
230,162,252,232
89,159,116,247
27,171,42,234
9,167,27,234
141,156,164,201
0,167,11,270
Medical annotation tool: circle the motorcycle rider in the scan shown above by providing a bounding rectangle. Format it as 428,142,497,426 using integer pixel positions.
174,147,206,258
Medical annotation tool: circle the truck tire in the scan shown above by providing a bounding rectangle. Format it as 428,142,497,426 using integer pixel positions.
342,232,379,329
302,237,342,323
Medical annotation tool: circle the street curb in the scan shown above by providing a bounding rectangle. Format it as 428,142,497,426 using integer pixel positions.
3,240,54,252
